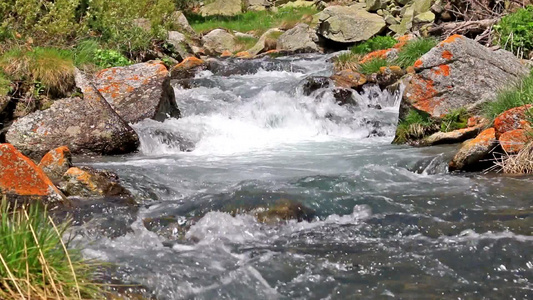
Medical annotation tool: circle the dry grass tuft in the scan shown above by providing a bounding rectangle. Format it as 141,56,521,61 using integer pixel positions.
497,142,533,174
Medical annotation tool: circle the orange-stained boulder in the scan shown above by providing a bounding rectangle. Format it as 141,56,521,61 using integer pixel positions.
38,146,72,182
331,70,367,89
424,125,483,146
449,128,498,171
95,61,180,123
0,144,66,205
235,51,253,59
499,129,530,154
170,56,206,79
494,104,532,137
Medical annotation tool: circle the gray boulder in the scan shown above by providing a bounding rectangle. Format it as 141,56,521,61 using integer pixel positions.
6,72,139,159
318,4,386,43
277,24,319,53
249,28,283,55
202,29,237,55
94,61,180,123
170,11,197,37
167,31,194,60
200,0,242,16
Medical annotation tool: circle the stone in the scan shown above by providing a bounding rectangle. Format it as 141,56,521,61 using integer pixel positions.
366,0,385,12
202,29,237,55
170,11,197,36
389,5,414,35
318,4,386,43
0,143,66,205
200,0,242,16
59,166,134,203
302,76,331,95
412,0,433,14
277,23,319,53
6,71,139,159
499,129,530,154
167,31,194,60
493,104,532,137
449,128,498,171
38,146,72,182
255,199,316,224
170,57,206,79
401,35,529,119
423,125,483,145
248,28,283,56
414,11,435,23
331,69,367,89
95,61,180,123
281,0,315,8
248,0,271,11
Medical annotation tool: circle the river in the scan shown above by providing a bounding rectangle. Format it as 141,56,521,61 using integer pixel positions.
73,54,532,299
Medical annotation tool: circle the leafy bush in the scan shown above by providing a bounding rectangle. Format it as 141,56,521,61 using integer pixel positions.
351,36,398,55
358,58,389,75
75,40,131,69
494,6,533,58
393,109,435,144
0,199,101,299
440,108,469,132
483,70,533,121
394,37,438,68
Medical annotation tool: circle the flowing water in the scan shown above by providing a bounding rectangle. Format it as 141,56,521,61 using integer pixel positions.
74,55,532,299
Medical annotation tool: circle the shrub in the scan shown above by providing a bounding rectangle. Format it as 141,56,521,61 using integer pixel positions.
483,71,533,121
74,40,131,69
358,57,389,75
394,37,438,68
393,109,435,144
494,5,533,58
0,47,75,95
351,36,398,55
0,198,101,299
440,108,469,132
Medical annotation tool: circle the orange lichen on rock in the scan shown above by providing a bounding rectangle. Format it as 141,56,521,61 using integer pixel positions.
441,50,453,60
38,146,72,181
171,57,205,72
63,167,99,193
360,49,390,64
467,128,496,147
331,70,367,88
499,129,530,153
393,35,412,49
235,51,253,58
414,59,423,68
220,50,233,57
407,75,439,114
467,116,488,127
0,144,64,201
439,64,450,76
440,34,464,45
494,104,532,137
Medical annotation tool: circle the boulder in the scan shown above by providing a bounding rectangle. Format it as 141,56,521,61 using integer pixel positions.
277,23,319,53
302,76,331,95
248,28,283,56
0,143,66,205
255,199,316,224
366,0,386,12
493,104,532,137
449,128,497,171
6,71,139,159
38,146,72,182
423,125,483,146
200,0,242,16
401,35,529,120
95,61,180,123
331,69,367,89
317,4,386,43
170,11,197,37
167,31,194,60
499,129,530,154
202,29,237,55
248,0,271,11
170,57,206,79
59,166,134,203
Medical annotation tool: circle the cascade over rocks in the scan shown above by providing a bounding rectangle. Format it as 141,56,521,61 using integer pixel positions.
317,3,386,44
95,61,180,123
0,143,67,205
399,35,529,121
5,71,139,159
276,23,320,53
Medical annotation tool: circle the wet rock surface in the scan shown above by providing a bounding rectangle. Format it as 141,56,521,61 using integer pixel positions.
449,128,498,171
38,146,73,182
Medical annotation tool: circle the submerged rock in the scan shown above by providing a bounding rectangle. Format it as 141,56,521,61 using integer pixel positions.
0,143,66,205
302,76,331,95
95,61,180,123
277,23,320,53
317,4,386,43
38,146,73,182
331,69,367,89
59,166,134,203
449,128,498,171
255,199,316,224
401,35,529,119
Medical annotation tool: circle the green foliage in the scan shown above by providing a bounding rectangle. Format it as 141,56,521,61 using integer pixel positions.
394,109,435,144
74,40,131,69
494,6,533,58
188,6,318,34
0,72,11,96
334,52,361,71
394,37,438,68
235,36,259,52
440,108,469,132
0,199,101,299
358,58,389,75
483,70,533,121
351,36,398,55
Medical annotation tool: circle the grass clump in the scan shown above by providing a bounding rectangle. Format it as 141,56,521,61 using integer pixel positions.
440,108,469,132
74,40,131,70
358,58,389,75
394,37,438,68
393,109,435,144
0,47,75,95
334,52,361,71
497,142,533,174
483,71,533,121
235,35,259,52
0,198,101,299
494,5,533,58
187,6,318,34
351,36,397,55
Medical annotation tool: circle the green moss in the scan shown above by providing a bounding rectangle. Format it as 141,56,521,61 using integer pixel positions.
394,37,438,68
483,70,533,121
351,36,397,55
393,109,435,144
358,57,389,75
494,5,533,58
440,108,469,132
